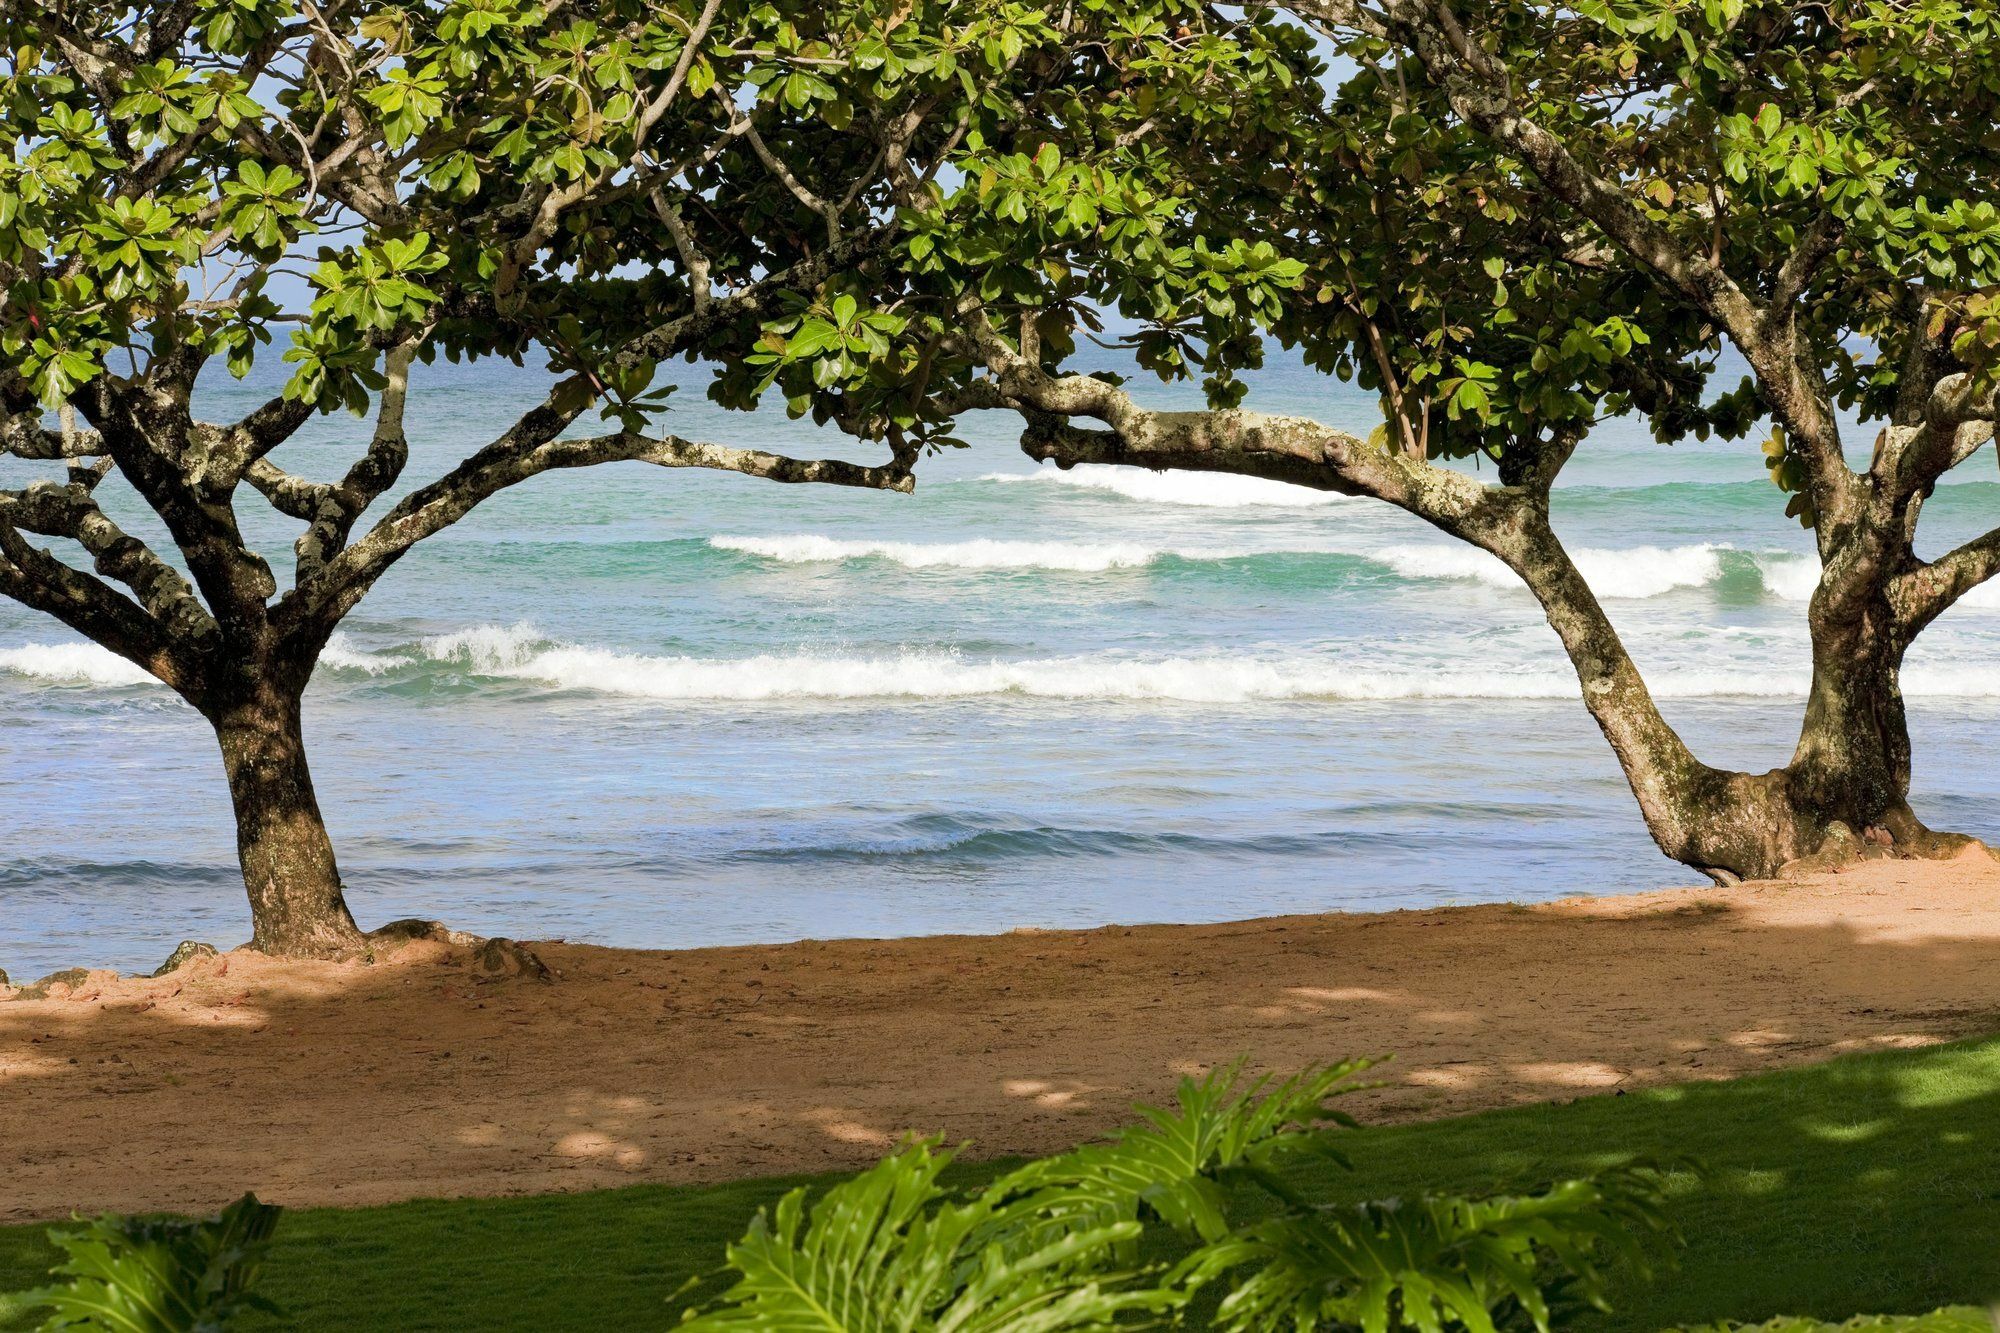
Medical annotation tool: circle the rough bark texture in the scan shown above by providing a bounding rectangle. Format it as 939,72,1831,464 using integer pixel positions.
214,689,364,958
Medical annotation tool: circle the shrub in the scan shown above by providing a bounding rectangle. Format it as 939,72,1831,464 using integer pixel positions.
1678,1315,1996,1333
17,1193,282,1332
677,1059,1679,1331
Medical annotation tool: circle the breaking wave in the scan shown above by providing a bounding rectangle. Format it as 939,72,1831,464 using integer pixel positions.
6,624,1998,703
976,465,1348,508
0,644,155,687
300,623,2000,703
711,531,1882,605
1377,542,1779,601
710,534,1211,571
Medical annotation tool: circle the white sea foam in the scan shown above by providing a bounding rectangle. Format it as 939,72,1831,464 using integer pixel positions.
487,647,2000,702
9,622,1999,701
318,632,409,674
978,465,1347,508
423,621,547,669
1375,543,1726,600
0,643,155,687
711,534,1206,571
716,531,1823,604
314,622,2000,703
1753,553,1821,602
420,637,1802,701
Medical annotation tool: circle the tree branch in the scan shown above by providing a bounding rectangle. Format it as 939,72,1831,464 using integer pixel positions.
1883,370,1998,499
246,340,418,581
1894,517,2000,634
952,308,1497,530
2,410,107,459
0,517,195,689
289,426,914,638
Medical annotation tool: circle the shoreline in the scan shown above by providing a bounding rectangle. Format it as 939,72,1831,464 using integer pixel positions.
5,854,1999,1223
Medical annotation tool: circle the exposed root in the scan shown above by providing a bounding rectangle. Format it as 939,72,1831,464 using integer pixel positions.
362,919,555,981
152,940,218,977
3,967,101,1002
472,935,555,983
369,917,483,948
1774,815,1999,879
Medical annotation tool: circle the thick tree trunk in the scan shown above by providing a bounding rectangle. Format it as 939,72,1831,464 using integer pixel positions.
213,689,364,957
1789,582,1912,835
1782,565,1977,862
1498,504,1807,882
1498,499,1978,884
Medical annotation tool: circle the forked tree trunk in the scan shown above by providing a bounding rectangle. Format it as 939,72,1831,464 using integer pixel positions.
1499,499,1974,884
212,687,364,957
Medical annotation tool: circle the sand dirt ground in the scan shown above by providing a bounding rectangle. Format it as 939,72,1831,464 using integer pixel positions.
5,855,2000,1223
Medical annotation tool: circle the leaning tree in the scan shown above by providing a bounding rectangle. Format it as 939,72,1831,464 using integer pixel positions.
0,0,1303,955
819,0,2000,884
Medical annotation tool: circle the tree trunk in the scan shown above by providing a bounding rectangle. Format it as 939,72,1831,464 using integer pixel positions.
1495,499,1982,884
213,689,364,957
1789,565,1912,822
1781,567,1977,861
1497,504,1808,882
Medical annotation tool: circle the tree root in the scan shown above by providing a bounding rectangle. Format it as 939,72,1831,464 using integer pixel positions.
363,919,555,981
1775,818,2000,879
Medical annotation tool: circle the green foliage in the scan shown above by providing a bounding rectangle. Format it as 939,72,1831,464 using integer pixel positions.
1187,1168,1671,1333
16,1194,282,1333
678,1060,1679,1331
0,0,1325,448
1675,1312,1996,1333
35,0,1989,505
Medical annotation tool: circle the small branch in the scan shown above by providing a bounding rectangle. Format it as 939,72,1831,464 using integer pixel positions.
1883,371,1998,499
718,90,844,245
290,427,913,637
1765,215,1839,318
651,190,713,313
2,410,107,459
0,480,218,643
1895,518,2000,635
492,0,725,308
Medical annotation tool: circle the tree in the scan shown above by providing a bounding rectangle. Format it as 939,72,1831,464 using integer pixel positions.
839,0,2000,884
0,0,1282,956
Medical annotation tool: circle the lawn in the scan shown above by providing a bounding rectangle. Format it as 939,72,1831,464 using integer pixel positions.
4,1033,1998,1330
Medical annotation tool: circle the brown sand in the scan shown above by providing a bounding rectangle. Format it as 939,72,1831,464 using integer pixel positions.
5,854,2000,1223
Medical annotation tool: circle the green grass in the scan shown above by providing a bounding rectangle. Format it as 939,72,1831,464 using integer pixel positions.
5,1034,1999,1331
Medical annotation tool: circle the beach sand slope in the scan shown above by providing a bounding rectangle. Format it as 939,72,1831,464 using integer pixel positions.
4,855,1998,1222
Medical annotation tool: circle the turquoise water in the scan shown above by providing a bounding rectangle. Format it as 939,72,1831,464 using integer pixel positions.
5,354,1999,977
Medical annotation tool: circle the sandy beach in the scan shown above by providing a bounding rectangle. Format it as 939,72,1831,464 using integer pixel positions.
5,853,1998,1224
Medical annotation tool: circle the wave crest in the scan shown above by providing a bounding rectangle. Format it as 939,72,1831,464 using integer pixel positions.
0,644,155,687
11,623,2000,703
977,465,1347,508
300,624,1995,703
711,534,1197,571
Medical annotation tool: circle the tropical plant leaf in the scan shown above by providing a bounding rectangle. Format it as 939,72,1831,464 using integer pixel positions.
988,1059,1377,1251
1181,1165,1675,1333
678,1139,1174,1331
17,1193,283,1333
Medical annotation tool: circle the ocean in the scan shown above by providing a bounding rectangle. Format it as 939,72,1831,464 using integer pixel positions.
5,352,1998,978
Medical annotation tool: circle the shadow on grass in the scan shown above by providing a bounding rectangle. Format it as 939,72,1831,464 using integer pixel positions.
3,1032,1998,1332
